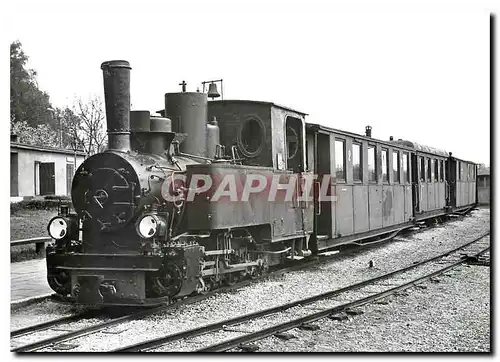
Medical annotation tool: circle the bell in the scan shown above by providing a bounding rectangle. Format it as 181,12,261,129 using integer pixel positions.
207,82,220,99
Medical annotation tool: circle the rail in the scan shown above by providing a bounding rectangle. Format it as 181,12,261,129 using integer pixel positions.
10,237,52,255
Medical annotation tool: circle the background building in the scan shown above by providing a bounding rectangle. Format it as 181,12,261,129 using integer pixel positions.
477,165,490,205
10,135,86,202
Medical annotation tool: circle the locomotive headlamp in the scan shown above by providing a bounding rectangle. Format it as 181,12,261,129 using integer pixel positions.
48,217,69,240
136,214,167,239
47,215,79,241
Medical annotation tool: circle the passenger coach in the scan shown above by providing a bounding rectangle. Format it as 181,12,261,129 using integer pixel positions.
305,124,477,252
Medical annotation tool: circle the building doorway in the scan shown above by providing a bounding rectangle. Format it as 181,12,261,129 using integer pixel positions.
39,162,55,195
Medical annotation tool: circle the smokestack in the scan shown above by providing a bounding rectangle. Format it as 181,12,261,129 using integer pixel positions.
365,125,372,138
389,136,393,141
101,60,132,151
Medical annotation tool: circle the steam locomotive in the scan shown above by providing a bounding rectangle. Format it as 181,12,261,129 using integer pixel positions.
46,60,477,306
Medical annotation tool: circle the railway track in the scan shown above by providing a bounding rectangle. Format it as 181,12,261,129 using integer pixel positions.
10,255,322,352
11,229,489,352
11,311,93,338
199,245,490,352
112,232,490,352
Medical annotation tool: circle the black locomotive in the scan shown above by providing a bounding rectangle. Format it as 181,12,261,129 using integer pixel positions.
46,60,478,306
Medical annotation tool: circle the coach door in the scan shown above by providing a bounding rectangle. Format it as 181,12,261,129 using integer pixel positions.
314,132,333,239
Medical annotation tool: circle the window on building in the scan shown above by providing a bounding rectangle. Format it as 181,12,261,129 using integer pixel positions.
66,163,75,196
440,160,444,182
434,159,439,182
427,159,432,182
392,151,400,183
335,139,346,181
402,153,409,183
420,157,425,182
368,146,376,182
352,143,362,182
381,148,388,182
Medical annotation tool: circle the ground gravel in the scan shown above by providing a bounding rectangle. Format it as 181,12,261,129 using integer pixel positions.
32,208,489,352
256,264,490,352
11,299,77,331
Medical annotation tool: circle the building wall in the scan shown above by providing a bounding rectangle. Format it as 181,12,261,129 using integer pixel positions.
477,174,490,205
12,148,85,197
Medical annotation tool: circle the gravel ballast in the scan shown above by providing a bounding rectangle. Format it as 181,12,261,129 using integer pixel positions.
256,264,490,352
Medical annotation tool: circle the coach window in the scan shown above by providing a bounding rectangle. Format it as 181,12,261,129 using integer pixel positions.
434,159,439,182
381,148,388,182
440,160,444,182
402,152,409,183
352,143,362,182
459,162,463,180
420,157,425,182
335,139,346,182
427,159,432,182
392,151,400,183
368,146,376,182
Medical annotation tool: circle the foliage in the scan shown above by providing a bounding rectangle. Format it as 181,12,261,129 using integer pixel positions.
73,95,108,155
10,120,59,147
10,40,107,154
10,198,72,213
10,40,56,128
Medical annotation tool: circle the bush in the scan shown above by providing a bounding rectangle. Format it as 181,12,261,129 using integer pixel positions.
44,195,71,200
10,198,73,213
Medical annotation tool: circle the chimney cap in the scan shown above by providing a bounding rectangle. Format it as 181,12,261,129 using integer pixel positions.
365,125,372,137
101,60,131,70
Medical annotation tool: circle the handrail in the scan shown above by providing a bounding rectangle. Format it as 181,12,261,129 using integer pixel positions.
11,236,52,254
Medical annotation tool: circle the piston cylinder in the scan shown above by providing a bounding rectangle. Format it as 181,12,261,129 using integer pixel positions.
101,60,132,151
165,92,207,158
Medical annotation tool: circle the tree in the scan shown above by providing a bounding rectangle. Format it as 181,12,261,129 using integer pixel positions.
10,40,56,128
10,120,59,147
73,95,107,155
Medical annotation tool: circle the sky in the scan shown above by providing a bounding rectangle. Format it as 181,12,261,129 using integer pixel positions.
0,0,496,356
3,0,494,166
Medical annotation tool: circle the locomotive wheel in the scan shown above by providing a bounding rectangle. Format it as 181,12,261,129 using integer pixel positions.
224,273,238,286
47,269,71,296
195,278,208,295
249,266,258,280
150,263,183,297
